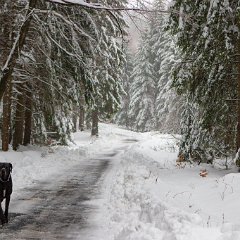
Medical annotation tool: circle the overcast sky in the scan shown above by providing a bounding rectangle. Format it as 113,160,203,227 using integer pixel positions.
126,1,152,52
126,0,171,52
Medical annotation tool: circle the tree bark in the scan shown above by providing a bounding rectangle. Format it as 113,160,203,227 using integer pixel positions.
237,40,240,151
79,105,85,131
13,87,26,150
91,108,98,136
79,80,85,131
0,0,37,102
72,113,77,132
1,3,15,151
1,80,12,151
23,85,33,146
72,107,78,132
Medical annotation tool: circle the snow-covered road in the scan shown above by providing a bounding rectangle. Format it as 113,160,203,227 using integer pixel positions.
0,124,139,239
0,137,134,239
2,160,107,239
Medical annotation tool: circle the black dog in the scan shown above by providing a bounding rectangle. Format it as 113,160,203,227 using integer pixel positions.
0,163,12,225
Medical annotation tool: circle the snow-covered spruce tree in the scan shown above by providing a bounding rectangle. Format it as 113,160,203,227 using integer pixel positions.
151,0,182,133
87,0,128,135
114,49,134,128
129,28,157,132
37,0,129,137
22,0,128,142
127,0,181,133
167,0,239,161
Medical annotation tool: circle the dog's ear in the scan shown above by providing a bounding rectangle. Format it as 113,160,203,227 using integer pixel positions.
9,163,12,172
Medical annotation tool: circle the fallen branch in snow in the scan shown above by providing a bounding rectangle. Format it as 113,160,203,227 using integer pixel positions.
173,191,190,198
219,181,234,201
199,169,208,177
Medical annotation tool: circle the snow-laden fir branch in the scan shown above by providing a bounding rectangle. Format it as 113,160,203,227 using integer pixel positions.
47,0,172,14
33,9,95,42
1,9,35,72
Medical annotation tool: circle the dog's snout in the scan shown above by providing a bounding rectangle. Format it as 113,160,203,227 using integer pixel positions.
1,168,6,174
0,168,7,179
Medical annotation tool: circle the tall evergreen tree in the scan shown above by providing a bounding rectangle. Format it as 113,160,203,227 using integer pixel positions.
129,29,157,132
114,49,134,128
151,1,181,133
167,0,239,160
122,0,181,133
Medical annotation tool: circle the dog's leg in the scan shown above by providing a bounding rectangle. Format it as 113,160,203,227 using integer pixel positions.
4,195,10,223
0,202,6,225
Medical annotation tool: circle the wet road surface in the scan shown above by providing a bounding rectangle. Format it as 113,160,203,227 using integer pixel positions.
0,141,135,240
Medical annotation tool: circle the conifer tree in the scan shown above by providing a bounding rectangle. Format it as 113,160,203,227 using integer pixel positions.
0,0,129,148
124,0,181,133
87,0,128,135
114,49,134,128
167,0,239,160
129,29,156,132
151,1,181,133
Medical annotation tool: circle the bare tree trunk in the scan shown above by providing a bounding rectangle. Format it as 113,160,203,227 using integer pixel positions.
0,0,37,102
72,114,77,132
91,108,98,136
1,80,12,151
0,2,16,151
79,80,85,131
237,41,240,151
23,85,33,146
72,106,78,132
13,87,25,150
79,105,85,131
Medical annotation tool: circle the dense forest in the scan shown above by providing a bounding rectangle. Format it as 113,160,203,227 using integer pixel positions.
1,0,240,165
116,0,240,165
0,0,128,149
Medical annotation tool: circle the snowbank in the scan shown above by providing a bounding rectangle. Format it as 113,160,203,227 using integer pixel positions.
102,130,240,240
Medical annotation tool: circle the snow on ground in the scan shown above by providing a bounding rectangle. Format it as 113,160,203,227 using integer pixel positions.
98,125,240,240
0,123,137,200
1,123,240,240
